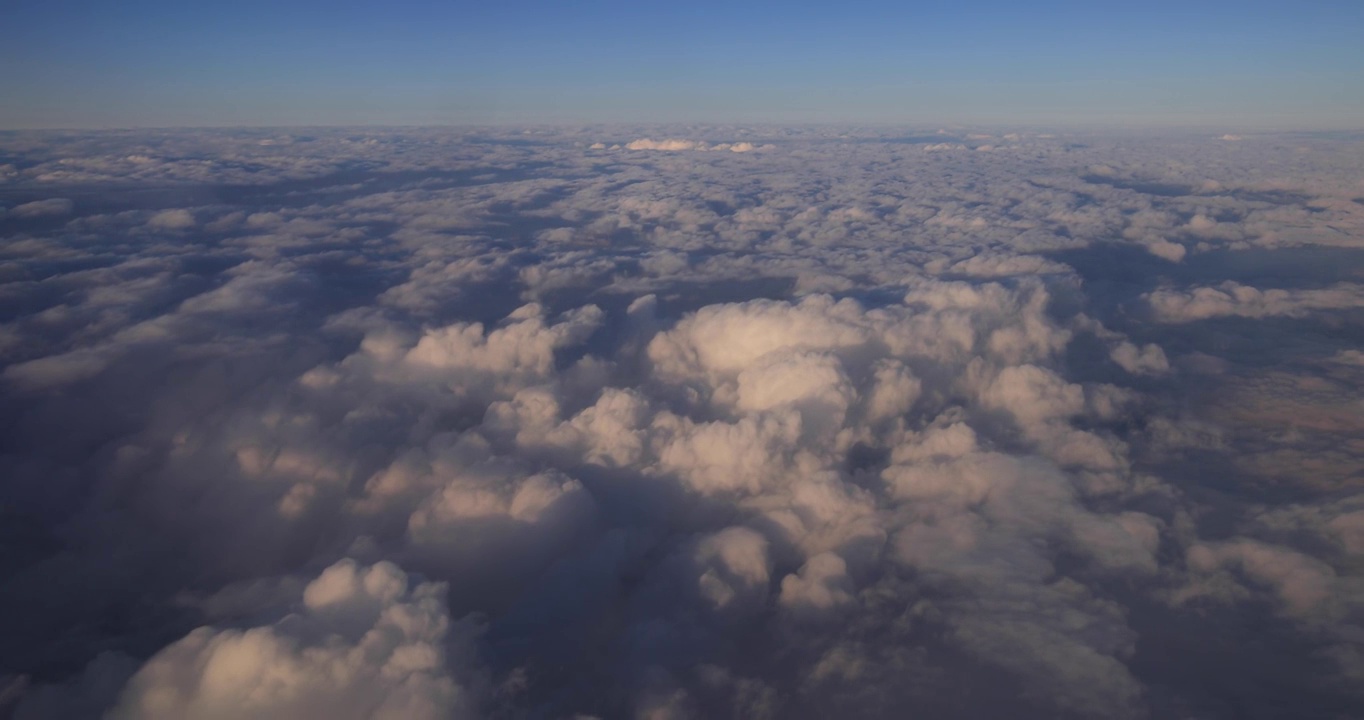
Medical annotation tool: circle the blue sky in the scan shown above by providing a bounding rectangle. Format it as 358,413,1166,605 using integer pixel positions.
2,0,1362,128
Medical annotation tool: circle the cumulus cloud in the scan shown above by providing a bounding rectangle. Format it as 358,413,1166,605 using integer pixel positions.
108,560,485,720
935,252,1071,277
626,138,703,151
1109,341,1170,375
1146,282,1364,322
2,126,1363,720
6,198,74,218
146,208,197,230
625,138,764,152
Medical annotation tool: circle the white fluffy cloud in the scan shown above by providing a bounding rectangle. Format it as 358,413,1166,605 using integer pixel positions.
625,138,761,152
1146,282,1364,322
1109,341,1170,375
7,198,74,217
147,208,196,231
108,560,484,720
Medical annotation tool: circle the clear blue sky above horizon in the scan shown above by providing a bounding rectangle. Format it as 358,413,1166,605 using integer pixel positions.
2,0,1362,129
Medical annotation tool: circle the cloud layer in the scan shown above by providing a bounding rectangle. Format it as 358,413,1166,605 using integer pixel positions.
2,126,1364,719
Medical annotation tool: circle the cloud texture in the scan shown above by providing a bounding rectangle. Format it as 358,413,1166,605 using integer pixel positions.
2,126,1364,719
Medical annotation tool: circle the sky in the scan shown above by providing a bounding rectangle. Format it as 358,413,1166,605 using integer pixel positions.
3,0,1364,128
3,3,1364,718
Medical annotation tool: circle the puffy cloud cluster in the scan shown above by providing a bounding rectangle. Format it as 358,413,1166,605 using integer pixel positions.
5,198,74,218
1145,281,1364,322
624,138,761,152
108,560,483,720
2,126,1363,719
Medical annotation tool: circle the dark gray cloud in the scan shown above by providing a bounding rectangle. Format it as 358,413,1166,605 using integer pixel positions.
1,127,1363,719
